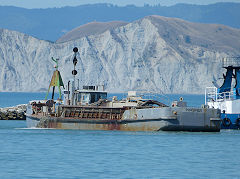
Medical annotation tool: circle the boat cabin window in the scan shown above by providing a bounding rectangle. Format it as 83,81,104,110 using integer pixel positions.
91,94,96,103
99,93,106,100
76,92,107,105
80,93,90,104
83,86,96,90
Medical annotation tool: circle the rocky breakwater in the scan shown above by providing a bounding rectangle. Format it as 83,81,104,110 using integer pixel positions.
0,104,27,120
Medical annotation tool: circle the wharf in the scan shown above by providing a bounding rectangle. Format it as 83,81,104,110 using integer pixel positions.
0,104,27,120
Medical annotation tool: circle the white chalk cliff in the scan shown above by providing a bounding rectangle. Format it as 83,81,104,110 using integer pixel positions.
0,15,240,93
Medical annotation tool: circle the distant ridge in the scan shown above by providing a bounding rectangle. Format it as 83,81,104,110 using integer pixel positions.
0,2,239,41
57,21,128,43
147,15,240,52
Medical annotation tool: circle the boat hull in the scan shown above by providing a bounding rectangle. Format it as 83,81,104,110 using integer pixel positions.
207,94,240,129
26,107,221,132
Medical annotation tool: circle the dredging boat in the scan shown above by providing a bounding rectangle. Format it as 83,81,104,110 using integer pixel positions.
26,48,221,132
205,57,240,129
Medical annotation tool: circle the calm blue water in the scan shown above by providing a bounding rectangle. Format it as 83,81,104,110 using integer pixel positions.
0,92,46,108
0,92,204,108
1,93,240,179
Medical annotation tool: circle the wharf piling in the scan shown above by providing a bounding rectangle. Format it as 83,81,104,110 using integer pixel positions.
0,104,27,120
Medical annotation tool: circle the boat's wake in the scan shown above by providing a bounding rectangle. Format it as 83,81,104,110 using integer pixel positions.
15,127,55,130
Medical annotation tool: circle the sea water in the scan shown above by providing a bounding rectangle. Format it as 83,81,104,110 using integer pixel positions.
0,92,205,108
0,93,240,179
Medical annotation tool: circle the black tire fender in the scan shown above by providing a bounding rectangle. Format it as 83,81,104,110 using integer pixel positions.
235,118,240,127
222,118,231,127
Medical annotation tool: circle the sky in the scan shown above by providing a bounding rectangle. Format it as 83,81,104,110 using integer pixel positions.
0,0,239,8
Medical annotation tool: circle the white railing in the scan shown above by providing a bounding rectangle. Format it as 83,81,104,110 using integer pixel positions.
222,57,240,68
205,87,235,104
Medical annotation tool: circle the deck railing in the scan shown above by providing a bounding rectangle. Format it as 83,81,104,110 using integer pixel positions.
222,57,240,68
205,87,235,104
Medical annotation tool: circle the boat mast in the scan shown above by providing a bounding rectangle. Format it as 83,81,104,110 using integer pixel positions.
72,47,78,105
